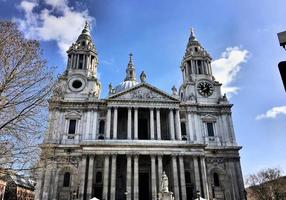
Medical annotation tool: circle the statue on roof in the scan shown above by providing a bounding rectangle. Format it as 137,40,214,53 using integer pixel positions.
140,71,146,83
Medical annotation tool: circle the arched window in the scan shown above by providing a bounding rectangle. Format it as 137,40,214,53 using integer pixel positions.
63,172,70,187
181,122,186,136
99,120,105,134
213,172,220,187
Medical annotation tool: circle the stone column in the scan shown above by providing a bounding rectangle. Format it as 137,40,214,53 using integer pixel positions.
128,108,132,139
35,163,45,200
42,166,52,200
134,108,138,139
110,155,117,200
157,155,163,192
172,155,180,200
169,109,175,140
187,113,194,141
175,109,182,140
92,111,98,140
150,108,155,140
156,109,161,140
151,155,157,199
179,156,187,200
126,155,132,200
87,155,95,199
106,108,111,139
134,155,139,200
103,155,110,200
201,157,209,199
79,156,87,200
193,157,202,195
113,107,118,139
83,54,86,69
76,54,79,69
72,54,76,68
86,55,90,70
52,168,60,200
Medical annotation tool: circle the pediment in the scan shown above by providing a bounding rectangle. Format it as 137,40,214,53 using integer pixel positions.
65,111,82,119
201,114,217,122
108,83,180,102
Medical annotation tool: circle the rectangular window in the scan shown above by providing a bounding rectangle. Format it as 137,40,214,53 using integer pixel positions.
68,120,76,134
207,122,214,137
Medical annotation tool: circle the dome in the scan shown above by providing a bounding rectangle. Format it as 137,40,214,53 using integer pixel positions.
114,80,139,93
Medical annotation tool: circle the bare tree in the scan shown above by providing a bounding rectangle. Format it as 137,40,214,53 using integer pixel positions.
246,168,286,200
0,21,54,172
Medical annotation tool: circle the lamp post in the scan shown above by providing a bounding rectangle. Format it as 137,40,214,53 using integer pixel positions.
277,31,286,92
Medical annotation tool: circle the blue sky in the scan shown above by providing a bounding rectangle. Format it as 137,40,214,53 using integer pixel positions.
1,0,286,179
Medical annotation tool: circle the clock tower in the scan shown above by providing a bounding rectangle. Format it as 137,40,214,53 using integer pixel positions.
179,29,225,104
53,22,101,101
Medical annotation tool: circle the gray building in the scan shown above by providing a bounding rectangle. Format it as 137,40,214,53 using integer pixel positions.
35,23,245,200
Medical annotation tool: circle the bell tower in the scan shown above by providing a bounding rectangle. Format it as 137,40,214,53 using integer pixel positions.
54,22,101,100
181,28,212,81
179,28,225,104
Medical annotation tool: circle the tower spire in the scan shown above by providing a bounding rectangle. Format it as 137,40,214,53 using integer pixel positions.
124,53,136,81
190,27,196,40
82,20,90,35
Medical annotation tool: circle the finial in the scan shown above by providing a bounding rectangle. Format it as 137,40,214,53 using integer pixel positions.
129,52,133,63
190,27,195,38
84,21,89,30
81,20,90,35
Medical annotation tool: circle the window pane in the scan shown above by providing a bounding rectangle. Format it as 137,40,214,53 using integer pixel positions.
214,173,220,186
99,120,105,134
207,123,214,137
68,120,76,134
181,122,187,136
63,172,70,187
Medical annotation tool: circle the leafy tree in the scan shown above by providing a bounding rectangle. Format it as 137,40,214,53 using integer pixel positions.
0,21,54,172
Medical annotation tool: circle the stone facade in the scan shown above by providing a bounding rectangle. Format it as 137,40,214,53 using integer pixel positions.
35,24,245,200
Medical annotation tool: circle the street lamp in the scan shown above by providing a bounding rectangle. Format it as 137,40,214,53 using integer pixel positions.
277,31,286,91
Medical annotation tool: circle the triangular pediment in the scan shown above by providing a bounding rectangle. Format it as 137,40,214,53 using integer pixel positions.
65,111,82,119
108,83,180,102
201,114,217,122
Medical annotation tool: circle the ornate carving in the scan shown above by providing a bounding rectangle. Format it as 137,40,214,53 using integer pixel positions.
206,157,225,164
129,89,168,100
51,84,65,101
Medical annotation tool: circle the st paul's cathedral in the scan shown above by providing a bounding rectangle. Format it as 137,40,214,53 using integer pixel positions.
35,23,246,200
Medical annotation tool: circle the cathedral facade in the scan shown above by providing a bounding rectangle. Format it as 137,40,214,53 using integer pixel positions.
35,23,245,200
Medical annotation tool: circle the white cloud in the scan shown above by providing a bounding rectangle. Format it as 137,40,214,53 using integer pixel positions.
212,47,249,96
256,106,286,120
15,0,94,58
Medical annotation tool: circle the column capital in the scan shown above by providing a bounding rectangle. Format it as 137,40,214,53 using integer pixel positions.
130,151,140,156
171,153,180,157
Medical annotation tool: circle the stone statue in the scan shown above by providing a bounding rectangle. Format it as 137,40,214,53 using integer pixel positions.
194,191,206,200
160,171,169,192
109,83,113,95
140,71,146,83
158,172,174,200
171,85,178,96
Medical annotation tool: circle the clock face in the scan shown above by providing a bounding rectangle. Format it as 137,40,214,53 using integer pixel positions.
197,81,214,97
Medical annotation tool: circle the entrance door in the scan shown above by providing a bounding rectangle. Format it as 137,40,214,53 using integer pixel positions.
139,172,151,200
